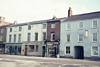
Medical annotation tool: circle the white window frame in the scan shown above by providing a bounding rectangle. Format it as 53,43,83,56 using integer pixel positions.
27,33,31,41
67,34,70,42
35,32,38,41
92,20,97,28
14,34,16,43
51,33,55,41
66,46,70,54
18,34,21,42
93,33,97,42
43,23,47,29
19,26,22,31
9,35,12,43
28,25,31,30
10,27,12,32
51,23,55,28
78,34,84,42
79,22,83,29
91,46,99,56
67,23,71,30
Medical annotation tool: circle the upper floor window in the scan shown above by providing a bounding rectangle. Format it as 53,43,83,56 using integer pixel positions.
67,34,70,42
27,33,31,41
18,34,21,42
19,26,22,31
66,46,70,54
91,46,99,56
67,23,71,30
28,25,31,30
51,23,55,28
43,24,46,29
79,22,83,29
43,32,46,40
35,33,38,41
14,34,16,42
9,35,12,42
79,34,84,42
10,28,12,32
93,20,97,28
51,32,55,41
85,30,89,37
93,33,97,42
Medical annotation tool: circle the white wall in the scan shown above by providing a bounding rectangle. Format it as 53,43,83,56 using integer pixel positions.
6,23,47,43
60,18,100,57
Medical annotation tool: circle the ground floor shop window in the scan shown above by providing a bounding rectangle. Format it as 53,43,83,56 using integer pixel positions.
91,46,99,56
66,46,70,54
5,46,21,55
29,45,34,52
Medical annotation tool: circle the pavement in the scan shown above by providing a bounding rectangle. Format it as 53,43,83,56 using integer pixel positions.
0,54,100,67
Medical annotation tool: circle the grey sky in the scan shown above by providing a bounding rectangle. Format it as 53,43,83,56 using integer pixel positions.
0,0,100,23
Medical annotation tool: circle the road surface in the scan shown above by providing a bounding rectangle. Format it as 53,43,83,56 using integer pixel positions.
0,54,100,67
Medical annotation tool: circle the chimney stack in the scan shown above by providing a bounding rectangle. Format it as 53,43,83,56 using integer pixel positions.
68,7,72,17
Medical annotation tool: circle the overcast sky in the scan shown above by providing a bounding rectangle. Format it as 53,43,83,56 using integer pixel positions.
0,0,100,23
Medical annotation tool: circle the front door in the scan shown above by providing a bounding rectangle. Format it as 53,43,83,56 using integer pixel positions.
24,45,27,56
74,46,84,59
42,46,46,57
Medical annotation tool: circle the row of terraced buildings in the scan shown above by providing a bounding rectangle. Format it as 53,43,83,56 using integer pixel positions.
0,8,100,60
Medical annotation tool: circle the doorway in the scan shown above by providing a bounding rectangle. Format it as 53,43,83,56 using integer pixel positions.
24,45,27,56
42,46,46,57
74,46,84,59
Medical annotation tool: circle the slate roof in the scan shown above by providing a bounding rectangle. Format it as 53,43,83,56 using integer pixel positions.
9,19,48,27
63,11,100,22
8,11,100,27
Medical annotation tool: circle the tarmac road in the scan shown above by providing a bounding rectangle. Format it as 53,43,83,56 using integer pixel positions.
0,54,100,67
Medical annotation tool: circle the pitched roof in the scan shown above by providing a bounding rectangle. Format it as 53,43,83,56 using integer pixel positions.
63,11,100,22
9,19,48,27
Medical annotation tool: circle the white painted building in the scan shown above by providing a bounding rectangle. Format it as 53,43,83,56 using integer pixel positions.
5,20,47,56
60,11,100,59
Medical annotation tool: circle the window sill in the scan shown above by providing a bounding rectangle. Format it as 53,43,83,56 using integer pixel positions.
78,41,84,43
91,55,99,57
92,41,97,43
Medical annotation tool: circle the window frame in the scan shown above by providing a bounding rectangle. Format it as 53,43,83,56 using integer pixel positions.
28,25,31,30
93,20,97,29
66,46,70,54
43,23,47,29
79,22,83,29
27,33,31,42
9,35,12,42
43,32,46,40
79,34,84,42
93,33,97,42
51,23,56,28
29,45,34,52
10,28,12,32
18,34,21,42
14,34,16,43
50,32,55,41
91,46,99,56
67,23,71,30
35,32,38,41
67,34,70,42
19,26,22,31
